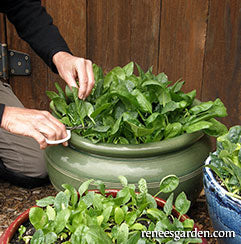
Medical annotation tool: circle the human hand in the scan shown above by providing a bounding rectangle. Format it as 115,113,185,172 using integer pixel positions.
53,52,95,99
1,106,68,149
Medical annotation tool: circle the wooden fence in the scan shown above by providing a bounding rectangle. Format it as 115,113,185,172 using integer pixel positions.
0,0,240,127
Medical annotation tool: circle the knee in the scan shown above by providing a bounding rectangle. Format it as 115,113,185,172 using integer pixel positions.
16,149,48,178
29,153,48,178
0,155,49,188
0,133,48,179
33,165,48,179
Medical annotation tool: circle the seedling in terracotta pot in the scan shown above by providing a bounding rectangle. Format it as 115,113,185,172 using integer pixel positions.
13,175,203,243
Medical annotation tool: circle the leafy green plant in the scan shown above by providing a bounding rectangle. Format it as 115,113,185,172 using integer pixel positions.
17,176,202,244
47,62,227,144
17,224,31,243
206,125,241,200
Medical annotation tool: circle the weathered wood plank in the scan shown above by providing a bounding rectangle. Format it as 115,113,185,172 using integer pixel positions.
45,0,87,100
0,13,6,43
87,0,132,72
202,0,241,127
87,0,161,73
158,0,209,97
129,0,161,73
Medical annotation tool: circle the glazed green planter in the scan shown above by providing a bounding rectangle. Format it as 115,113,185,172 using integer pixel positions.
45,131,211,202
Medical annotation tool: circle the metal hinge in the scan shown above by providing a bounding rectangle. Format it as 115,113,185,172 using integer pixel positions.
0,43,31,80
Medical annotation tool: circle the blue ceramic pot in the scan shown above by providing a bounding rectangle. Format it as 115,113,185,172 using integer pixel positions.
203,156,241,244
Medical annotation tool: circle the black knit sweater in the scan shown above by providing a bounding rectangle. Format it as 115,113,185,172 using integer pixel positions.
0,0,71,125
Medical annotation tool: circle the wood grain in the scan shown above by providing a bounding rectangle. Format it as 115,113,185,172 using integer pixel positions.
87,0,132,73
129,0,161,73
87,0,161,74
0,13,6,43
202,0,241,127
45,0,87,96
158,0,209,98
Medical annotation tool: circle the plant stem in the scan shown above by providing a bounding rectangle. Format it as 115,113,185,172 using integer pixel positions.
154,190,162,198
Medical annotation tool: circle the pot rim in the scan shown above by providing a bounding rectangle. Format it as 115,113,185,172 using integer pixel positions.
69,131,204,158
204,156,241,205
0,189,207,244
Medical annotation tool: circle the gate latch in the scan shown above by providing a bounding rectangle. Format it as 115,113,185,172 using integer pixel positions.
0,43,31,80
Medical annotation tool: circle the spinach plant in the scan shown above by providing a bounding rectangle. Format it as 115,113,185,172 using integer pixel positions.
47,62,227,144
206,125,241,200
17,176,202,244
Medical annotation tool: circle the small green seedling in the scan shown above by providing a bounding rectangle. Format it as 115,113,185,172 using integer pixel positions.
18,225,32,243
206,125,241,200
18,175,202,244
18,225,26,241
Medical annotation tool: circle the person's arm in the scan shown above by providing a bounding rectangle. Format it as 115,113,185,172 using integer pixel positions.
0,106,68,149
0,104,5,126
4,0,95,99
4,0,69,73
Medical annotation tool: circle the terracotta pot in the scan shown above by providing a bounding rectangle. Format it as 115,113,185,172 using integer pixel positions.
0,190,207,244
45,131,211,202
203,156,241,244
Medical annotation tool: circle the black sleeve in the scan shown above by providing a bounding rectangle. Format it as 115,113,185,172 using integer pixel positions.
0,104,5,126
4,0,72,73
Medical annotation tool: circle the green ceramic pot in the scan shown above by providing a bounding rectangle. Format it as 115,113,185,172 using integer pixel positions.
45,131,211,202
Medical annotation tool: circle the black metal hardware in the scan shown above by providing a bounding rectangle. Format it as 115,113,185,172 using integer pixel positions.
0,44,31,80
0,14,31,80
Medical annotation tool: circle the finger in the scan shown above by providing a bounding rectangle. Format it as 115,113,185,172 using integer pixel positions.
36,123,59,141
39,117,64,141
30,130,48,149
64,72,78,89
40,142,48,150
43,122,64,141
85,60,95,98
76,59,88,99
42,111,68,139
62,141,68,147
49,119,68,140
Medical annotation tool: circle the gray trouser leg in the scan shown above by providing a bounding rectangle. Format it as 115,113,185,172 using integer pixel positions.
0,80,47,178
